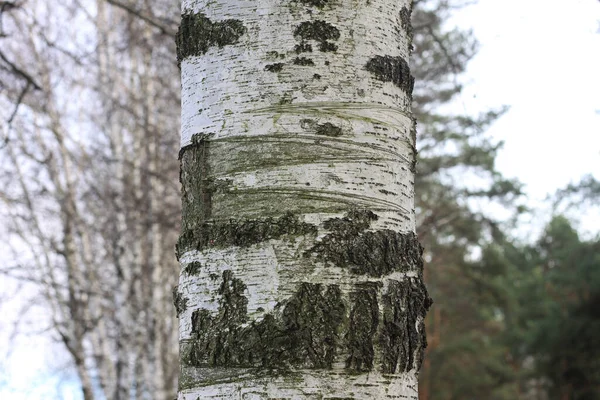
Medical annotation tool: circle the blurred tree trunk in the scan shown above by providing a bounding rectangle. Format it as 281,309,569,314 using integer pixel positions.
176,0,430,398
1,1,180,398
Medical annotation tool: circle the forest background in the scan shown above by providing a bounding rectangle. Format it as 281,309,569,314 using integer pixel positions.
0,0,599,399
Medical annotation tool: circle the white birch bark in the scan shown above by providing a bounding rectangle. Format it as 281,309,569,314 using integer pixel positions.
177,0,430,398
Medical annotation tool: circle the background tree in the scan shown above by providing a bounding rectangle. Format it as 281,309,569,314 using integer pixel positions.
523,216,600,400
408,1,523,398
1,0,180,398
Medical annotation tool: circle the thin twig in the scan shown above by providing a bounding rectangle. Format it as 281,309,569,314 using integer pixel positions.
105,0,176,36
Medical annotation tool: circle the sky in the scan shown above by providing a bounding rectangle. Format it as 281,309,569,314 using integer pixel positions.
449,0,600,236
1,0,599,398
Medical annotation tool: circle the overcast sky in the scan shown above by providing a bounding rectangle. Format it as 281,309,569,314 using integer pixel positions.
449,0,600,235
2,0,599,398
460,0,600,196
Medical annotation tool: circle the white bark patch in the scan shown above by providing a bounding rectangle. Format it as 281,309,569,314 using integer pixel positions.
243,173,257,187
179,369,419,399
181,0,412,147
179,0,416,228
178,244,281,338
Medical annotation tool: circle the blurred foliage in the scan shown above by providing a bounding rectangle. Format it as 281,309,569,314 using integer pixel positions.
524,216,600,399
411,1,523,397
412,1,599,399
470,216,600,400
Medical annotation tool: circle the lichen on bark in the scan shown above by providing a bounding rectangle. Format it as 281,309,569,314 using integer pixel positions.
176,12,246,64
307,210,424,277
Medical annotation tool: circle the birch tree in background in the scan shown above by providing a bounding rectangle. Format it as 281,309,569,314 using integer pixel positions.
1,1,180,398
175,0,431,398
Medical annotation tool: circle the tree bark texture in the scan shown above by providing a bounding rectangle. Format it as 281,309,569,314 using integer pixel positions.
176,0,430,398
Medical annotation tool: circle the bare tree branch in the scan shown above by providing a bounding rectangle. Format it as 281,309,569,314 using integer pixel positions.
105,0,176,36
0,50,41,90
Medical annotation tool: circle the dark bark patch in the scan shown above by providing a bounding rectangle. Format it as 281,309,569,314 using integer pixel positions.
294,20,340,52
182,271,345,369
307,210,424,277
399,6,413,40
176,13,246,64
300,119,343,137
184,270,249,366
177,212,318,258
283,283,345,368
184,261,203,276
365,55,414,96
266,51,286,59
315,122,343,137
380,278,432,373
265,63,285,72
177,135,214,258
346,282,380,372
294,0,330,8
293,57,315,66
173,286,188,317
294,42,313,54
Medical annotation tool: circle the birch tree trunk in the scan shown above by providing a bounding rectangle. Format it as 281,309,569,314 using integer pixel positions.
176,0,431,398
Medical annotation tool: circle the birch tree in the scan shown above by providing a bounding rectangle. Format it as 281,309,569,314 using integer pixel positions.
175,0,431,398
